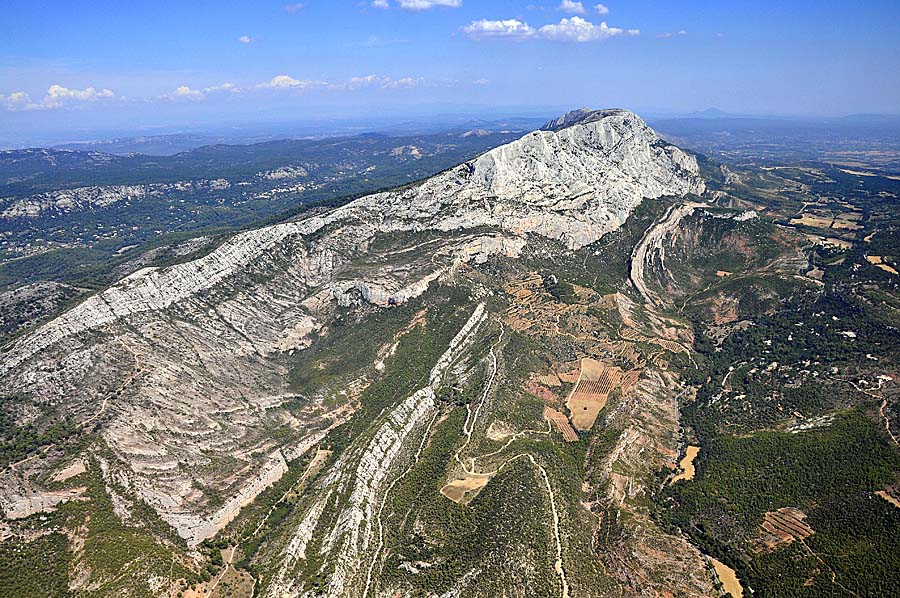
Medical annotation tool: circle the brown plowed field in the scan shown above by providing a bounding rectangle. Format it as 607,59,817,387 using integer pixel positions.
757,507,814,551
565,358,641,430
544,406,579,442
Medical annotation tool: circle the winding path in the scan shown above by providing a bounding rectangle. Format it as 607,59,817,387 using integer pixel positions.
362,410,440,598
450,325,569,598
835,376,898,449
453,326,505,475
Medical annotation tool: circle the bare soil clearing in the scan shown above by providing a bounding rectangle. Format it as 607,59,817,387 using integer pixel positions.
52,459,87,483
710,558,743,598
670,446,700,484
876,490,900,509
791,214,834,228
440,474,491,504
865,255,897,274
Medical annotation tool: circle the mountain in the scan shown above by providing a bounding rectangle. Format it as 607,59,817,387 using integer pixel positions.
2,108,899,597
54,134,244,156
690,107,732,118
0,128,525,301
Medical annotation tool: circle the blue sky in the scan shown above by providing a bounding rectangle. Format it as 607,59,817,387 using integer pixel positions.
2,0,899,142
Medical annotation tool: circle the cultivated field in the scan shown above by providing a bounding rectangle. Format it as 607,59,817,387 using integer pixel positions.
756,507,814,551
543,406,579,442
564,358,639,431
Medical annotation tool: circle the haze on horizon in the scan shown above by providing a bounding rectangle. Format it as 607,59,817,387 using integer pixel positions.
2,0,899,145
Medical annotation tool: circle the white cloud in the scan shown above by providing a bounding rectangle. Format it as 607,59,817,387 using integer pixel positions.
388,76,423,88
397,0,461,10
559,0,585,14
345,74,423,89
473,78,490,86
538,17,638,42
255,74,424,92
2,85,117,111
462,19,536,40
203,82,239,93
0,91,32,111
161,82,240,101
44,85,114,107
657,29,687,38
3,74,426,112
371,0,390,8
238,35,255,44
258,74,321,89
594,3,609,15
161,85,205,101
464,16,637,42
284,2,304,12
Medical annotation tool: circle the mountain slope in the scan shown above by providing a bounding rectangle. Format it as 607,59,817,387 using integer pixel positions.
1,109,719,597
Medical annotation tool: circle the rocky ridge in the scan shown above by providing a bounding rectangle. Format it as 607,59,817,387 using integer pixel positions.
0,179,231,219
0,108,705,551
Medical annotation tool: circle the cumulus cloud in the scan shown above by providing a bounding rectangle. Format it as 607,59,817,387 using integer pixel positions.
594,3,609,15
257,74,321,89
538,17,638,42
371,0,390,8
559,0,585,14
462,19,537,40
397,0,462,10
0,91,32,111
2,85,117,110
238,35,256,44
463,16,638,42
657,29,687,38
160,82,240,101
284,2,304,12
166,85,205,100
43,85,115,108
344,75,424,89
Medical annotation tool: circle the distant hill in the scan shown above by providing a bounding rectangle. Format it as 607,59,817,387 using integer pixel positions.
54,134,238,156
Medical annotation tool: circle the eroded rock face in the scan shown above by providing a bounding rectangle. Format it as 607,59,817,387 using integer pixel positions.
266,304,488,598
0,109,703,544
1,109,700,377
0,180,231,219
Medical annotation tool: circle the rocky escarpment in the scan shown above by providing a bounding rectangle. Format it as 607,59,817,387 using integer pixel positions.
0,109,704,545
1,108,701,377
266,304,488,598
0,179,231,219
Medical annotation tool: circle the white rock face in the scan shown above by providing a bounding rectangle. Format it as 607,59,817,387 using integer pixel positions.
1,486,86,520
338,108,703,251
1,109,700,377
0,179,231,219
162,450,288,546
266,304,488,598
0,109,704,542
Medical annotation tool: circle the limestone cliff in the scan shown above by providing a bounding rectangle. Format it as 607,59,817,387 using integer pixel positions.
0,109,704,551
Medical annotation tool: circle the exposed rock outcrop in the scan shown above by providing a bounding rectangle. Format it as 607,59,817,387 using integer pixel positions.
266,304,488,598
0,109,704,550
0,179,230,219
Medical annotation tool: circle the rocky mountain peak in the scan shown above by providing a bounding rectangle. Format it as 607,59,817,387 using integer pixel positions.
0,109,707,553
539,106,629,131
